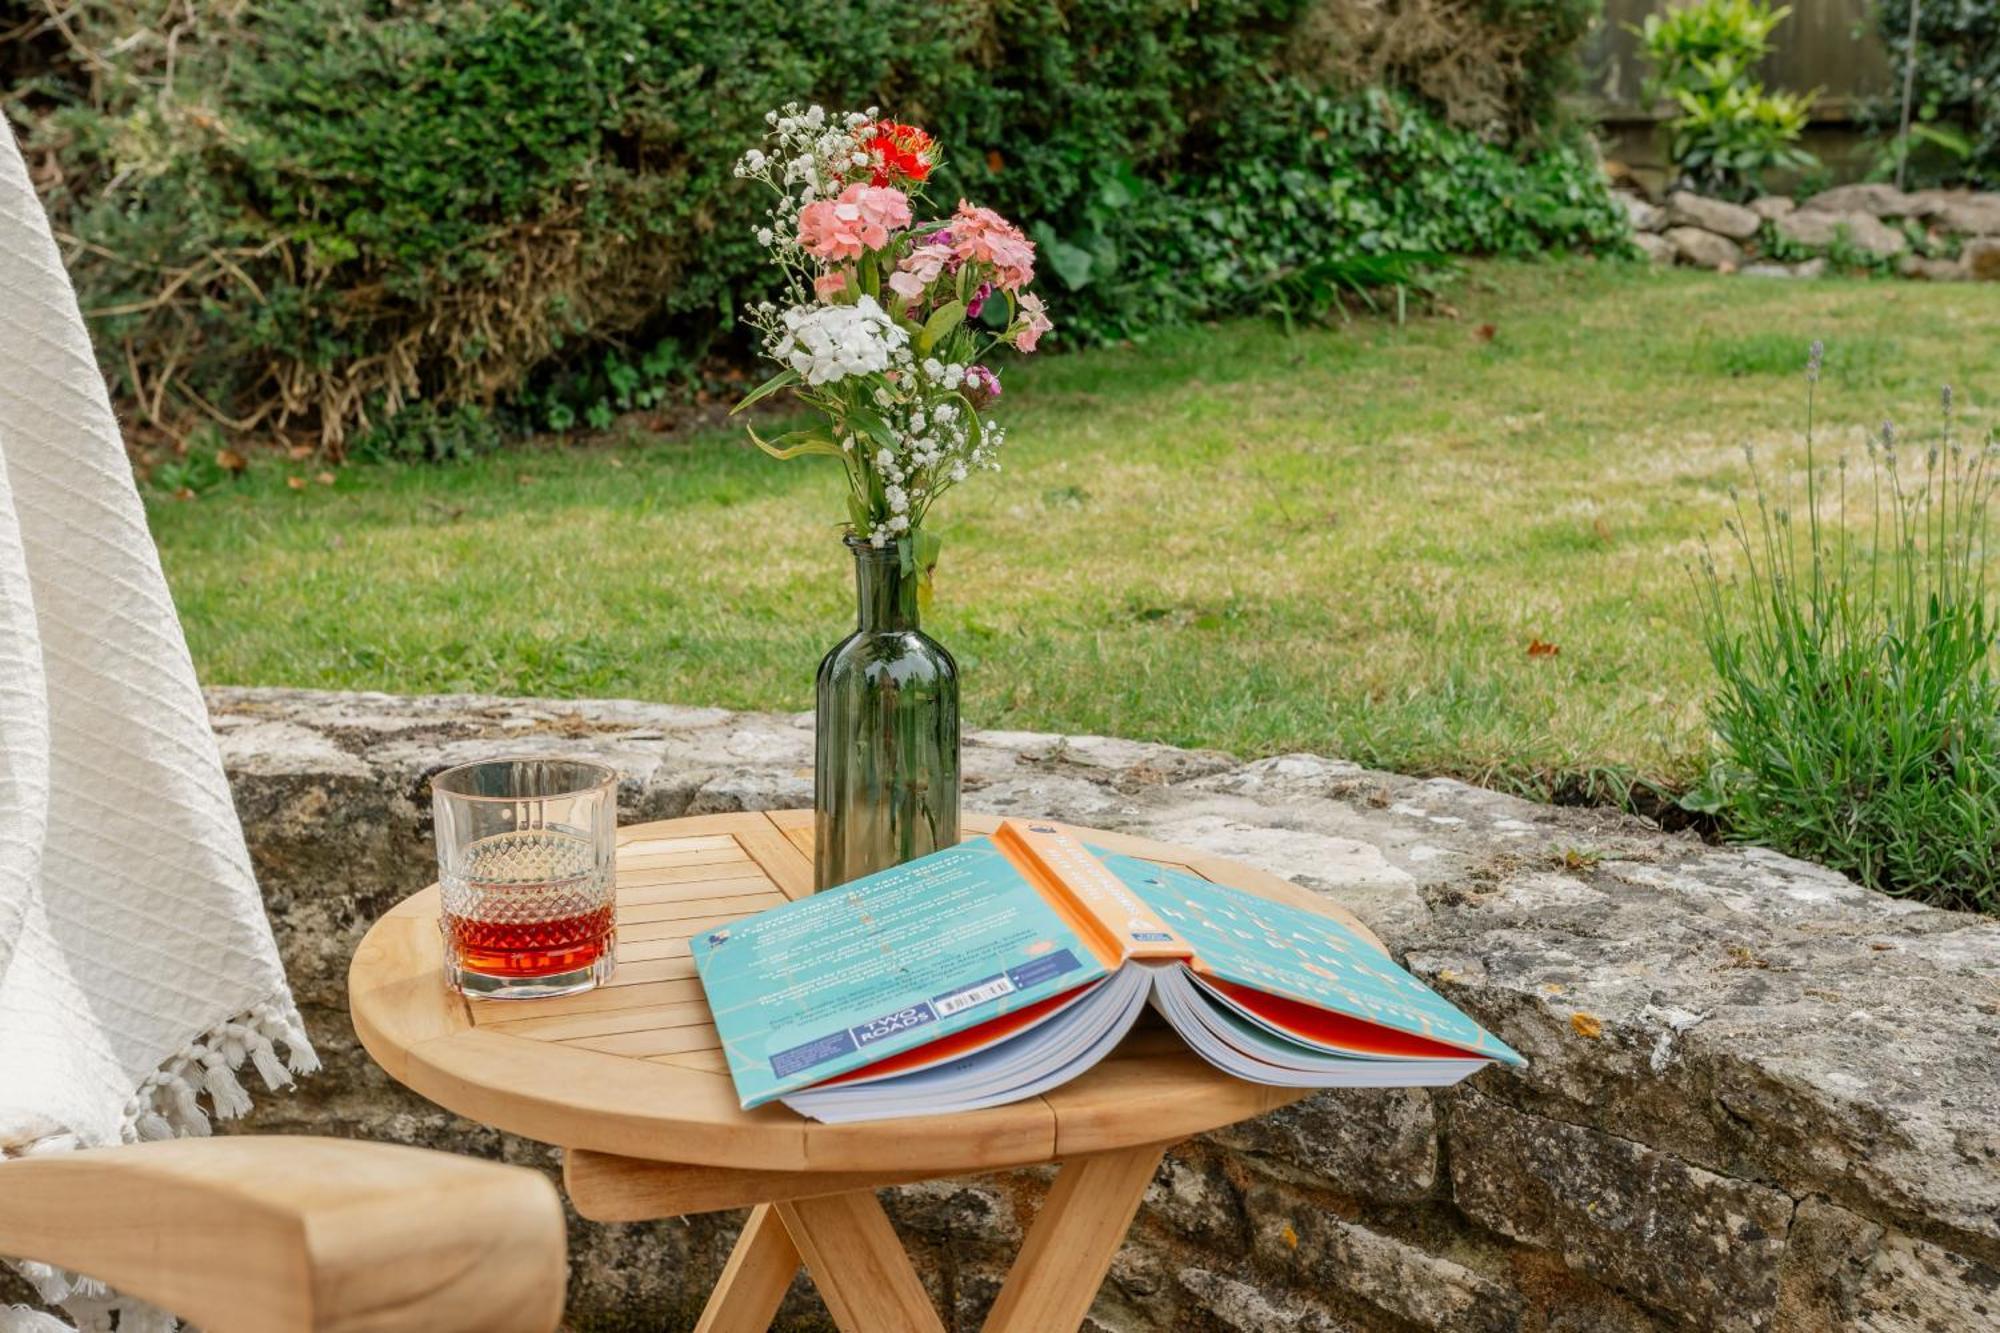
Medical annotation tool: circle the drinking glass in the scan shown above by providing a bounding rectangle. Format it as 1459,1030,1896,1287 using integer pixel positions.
432,757,618,999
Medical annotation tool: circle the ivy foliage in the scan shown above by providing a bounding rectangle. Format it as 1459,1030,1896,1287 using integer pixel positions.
1867,0,2000,189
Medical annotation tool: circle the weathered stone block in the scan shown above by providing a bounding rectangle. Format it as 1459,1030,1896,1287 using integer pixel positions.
1966,238,2000,282
1749,195,1797,221
1208,1087,1438,1202
1800,183,1918,218
1665,226,1743,270
1936,196,2000,236
1618,192,1667,232
1447,1090,1793,1329
1667,191,1761,240
1632,231,1674,265
1174,1268,1352,1331
1244,1183,1523,1332
1776,209,1908,258
1777,1197,2000,1332
1899,254,1968,281
1142,1150,1246,1250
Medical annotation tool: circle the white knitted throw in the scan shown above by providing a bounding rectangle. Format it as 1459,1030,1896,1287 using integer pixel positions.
0,129,317,1330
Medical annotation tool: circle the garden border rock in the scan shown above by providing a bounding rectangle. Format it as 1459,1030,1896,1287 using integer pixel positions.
1621,185,2000,281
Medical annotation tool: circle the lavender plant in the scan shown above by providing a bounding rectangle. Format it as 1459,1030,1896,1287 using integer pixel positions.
1689,343,2000,913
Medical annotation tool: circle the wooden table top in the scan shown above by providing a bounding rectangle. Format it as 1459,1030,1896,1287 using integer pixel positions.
349,810,1388,1175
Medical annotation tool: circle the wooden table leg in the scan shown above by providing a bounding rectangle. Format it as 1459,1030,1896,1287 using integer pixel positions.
694,1204,800,1333
775,1189,947,1333
981,1143,1169,1333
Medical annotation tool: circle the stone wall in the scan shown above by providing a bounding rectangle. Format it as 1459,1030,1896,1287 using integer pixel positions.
210,688,2000,1332
1623,183,2000,281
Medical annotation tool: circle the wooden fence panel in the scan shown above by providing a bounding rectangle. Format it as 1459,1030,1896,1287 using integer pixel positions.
1585,0,1893,122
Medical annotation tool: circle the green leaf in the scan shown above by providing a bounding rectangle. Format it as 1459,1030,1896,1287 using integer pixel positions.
845,405,899,455
1043,237,1095,290
891,529,944,619
731,367,799,414
914,528,943,615
915,301,966,356
746,423,843,460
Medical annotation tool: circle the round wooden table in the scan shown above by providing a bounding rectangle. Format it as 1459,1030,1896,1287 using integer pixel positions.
350,810,1388,1333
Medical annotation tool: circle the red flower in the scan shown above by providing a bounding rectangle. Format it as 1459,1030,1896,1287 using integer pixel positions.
861,120,935,187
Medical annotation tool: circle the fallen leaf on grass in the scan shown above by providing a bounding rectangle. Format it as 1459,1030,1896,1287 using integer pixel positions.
1592,516,1613,544
1527,637,1560,658
1472,323,1497,343
214,448,247,474
287,444,315,461
315,471,336,486
1570,1012,1603,1039
286,476,306,491
172,487,196,502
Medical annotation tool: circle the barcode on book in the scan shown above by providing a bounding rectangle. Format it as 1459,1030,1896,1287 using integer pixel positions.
932,974,1016,1017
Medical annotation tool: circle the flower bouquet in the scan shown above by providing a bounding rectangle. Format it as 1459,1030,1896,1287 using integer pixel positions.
731,104,1052,890
733,103,1051,603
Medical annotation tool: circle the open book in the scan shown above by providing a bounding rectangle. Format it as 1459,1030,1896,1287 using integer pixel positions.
691,820,1521,1123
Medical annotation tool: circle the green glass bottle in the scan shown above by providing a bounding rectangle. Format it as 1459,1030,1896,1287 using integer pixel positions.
813,537,961,891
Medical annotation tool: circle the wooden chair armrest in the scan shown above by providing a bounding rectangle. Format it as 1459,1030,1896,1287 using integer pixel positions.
0,1136,565,1333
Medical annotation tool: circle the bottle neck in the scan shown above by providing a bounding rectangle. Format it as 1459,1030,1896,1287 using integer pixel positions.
851,541,916,632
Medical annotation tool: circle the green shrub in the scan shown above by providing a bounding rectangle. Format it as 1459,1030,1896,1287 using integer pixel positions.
1633,0,1817,198
5,0,1617,453
350,403,504,466
1029,84,1629,343
1867,0,2000,189
1689,347,2000,914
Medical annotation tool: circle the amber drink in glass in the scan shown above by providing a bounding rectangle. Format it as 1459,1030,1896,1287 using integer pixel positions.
432,757,617,999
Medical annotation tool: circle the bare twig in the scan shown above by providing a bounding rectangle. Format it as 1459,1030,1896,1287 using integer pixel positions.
1896,0,1921,192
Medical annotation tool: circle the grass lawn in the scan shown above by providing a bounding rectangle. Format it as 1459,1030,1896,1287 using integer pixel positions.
150,259,1998,802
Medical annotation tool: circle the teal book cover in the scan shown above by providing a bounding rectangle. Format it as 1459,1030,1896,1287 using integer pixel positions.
690,837,1110,1107
1100,853,1523,1065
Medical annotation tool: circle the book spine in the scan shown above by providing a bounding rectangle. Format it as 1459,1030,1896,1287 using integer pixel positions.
994,821,1194,962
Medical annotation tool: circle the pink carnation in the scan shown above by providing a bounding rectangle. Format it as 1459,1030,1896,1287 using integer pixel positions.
815,270,852,299
1012,292,1052,353
887,241,952,302
949,200,1036,291
796,184,913,261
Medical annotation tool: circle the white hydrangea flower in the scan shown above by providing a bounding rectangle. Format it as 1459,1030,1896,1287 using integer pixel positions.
771,296,910,386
